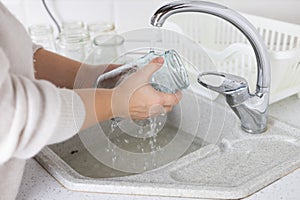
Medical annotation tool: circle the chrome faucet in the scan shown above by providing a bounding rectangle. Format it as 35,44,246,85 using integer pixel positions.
151,0,271,134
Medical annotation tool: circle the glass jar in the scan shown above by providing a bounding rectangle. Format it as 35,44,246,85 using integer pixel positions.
145,50,190,93
95,49,189,138
87,22,115,40
56,29,91,62
91,34,126,65
28,24,56,51
96,49,189,93
62,21,85,31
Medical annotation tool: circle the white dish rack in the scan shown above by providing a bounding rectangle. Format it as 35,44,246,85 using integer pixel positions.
165,13,300,104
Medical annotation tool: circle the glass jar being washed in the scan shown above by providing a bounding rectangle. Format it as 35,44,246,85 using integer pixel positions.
95,49,190,138
95,49,189,93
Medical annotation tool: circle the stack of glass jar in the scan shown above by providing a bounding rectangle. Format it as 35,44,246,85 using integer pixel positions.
57,21,91,62
28,21,124,64
28,24,56,51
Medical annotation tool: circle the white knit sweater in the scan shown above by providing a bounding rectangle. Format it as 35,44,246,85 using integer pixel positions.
0,3,86,199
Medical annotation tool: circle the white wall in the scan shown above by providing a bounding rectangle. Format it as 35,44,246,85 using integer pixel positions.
212,0,300,25
2,0,115,36
2,0,300,35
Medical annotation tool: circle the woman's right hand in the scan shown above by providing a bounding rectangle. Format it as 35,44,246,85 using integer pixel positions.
111,57,182,119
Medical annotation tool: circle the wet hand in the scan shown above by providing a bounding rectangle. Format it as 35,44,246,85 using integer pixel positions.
111,57,182,119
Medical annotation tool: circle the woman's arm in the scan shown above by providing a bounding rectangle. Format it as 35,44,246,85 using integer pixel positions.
33,48,82,89
33,49,116,89
0,48,86,163
33,49,182,130
76,57,182,130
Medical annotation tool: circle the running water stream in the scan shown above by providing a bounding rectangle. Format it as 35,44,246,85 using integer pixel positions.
106,28,168,171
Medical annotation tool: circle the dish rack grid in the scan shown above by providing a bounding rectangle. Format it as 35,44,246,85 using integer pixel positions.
165,13,300,104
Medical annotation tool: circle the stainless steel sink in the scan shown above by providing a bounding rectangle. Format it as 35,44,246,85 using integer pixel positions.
36,90,300,199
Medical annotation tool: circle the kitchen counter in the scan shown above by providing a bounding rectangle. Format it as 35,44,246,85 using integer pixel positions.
16,158,300,200
17,159,199,200
17,95,300,200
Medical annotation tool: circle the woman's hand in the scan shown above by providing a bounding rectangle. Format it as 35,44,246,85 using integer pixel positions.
111,57,182,119
76,57,182,130
34,49,182,129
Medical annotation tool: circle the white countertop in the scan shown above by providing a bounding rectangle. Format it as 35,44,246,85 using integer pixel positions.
17,95,300,200
16,152,300,200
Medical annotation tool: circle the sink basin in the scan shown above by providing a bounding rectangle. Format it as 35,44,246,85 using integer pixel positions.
36,91,300,199
47,127,207,178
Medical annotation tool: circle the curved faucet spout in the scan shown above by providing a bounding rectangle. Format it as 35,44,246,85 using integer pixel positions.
151,0,271,133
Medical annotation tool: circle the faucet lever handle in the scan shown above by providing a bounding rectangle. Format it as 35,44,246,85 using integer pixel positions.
198,72,249,96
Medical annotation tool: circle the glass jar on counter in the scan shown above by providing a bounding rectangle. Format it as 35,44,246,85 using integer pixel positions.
28,24,56,51
91,34,126,65
87,22,115,39
56,29,91,62
62,20,85,31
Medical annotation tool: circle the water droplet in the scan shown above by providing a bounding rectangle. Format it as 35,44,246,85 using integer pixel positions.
138,128,143,135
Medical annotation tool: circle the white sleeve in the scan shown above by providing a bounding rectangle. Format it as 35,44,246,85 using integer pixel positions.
32,43,42,54
0,48,86,164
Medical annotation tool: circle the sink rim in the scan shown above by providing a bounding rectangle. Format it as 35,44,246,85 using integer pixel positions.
36,116,300,199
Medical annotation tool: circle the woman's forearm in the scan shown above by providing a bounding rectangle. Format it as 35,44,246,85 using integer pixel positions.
33,48,82,89
33,49,118,89
75,88,113,130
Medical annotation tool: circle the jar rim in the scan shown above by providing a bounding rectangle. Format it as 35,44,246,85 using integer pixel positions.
62,20,85,30
28,24,54,35
58,30,90,45
164,50,190,91
93,34,124,47
88,22,115,33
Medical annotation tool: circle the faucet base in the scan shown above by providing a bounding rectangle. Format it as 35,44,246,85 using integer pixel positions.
241,125,268,134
